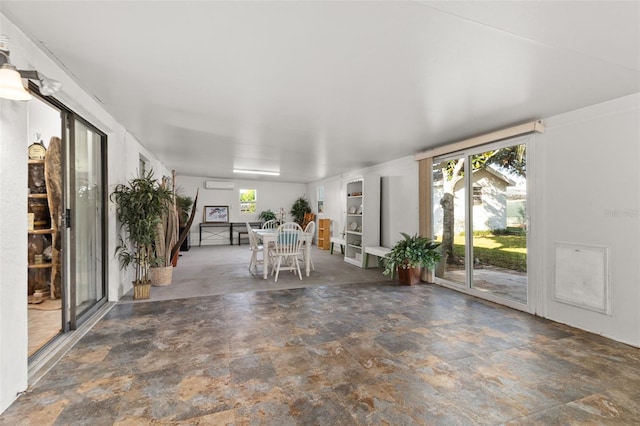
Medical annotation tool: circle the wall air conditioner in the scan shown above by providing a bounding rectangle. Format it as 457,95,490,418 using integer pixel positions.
204,181,234,190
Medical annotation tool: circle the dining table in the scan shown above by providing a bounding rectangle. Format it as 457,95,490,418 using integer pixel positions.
253,229,313,280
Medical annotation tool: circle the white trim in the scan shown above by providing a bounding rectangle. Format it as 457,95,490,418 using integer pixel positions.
414,120,545,161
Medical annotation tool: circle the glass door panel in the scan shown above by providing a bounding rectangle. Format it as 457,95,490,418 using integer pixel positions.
470,145,527,303
65,114,107,328
72,120,104,317
432,140,528,307
432,156,467,286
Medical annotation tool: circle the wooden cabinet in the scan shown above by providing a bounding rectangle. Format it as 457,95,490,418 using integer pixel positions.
344,176,380,268
317,219,331,250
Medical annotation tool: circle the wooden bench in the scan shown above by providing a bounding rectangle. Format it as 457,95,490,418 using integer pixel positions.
330,237,345,255
364,246,391,268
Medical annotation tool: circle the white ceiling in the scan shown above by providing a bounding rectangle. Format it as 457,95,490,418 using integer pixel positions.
3,1,639,183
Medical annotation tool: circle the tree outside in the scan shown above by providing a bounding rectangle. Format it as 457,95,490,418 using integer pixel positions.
434,144,527,273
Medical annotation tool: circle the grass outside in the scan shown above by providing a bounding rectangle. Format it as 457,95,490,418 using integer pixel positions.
449,234,527,272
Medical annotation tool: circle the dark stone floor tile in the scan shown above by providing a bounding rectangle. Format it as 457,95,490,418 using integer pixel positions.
4,271,640,425
286,391,357,426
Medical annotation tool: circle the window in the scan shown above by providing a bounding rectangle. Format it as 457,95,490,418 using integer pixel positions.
473,185,483,205
139,154,148,175
239,189,257,214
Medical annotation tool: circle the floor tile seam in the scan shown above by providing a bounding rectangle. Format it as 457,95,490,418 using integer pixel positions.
500,395,609,424
521,338,625,372
454,344,570,381
544,333,640,355
413,354,567,418
435,379,534,425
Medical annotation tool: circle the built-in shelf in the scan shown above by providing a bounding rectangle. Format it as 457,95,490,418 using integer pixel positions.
28,263,52,269
28,228,53,235
344,177,380,268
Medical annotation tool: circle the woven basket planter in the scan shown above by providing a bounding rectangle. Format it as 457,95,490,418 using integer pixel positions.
150,266,173,287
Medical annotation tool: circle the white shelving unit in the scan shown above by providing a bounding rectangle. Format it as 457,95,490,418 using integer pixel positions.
344,176,380,268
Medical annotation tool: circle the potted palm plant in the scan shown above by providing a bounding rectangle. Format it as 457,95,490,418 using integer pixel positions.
290,196,311,226
383,232,441,285
110,170,173,299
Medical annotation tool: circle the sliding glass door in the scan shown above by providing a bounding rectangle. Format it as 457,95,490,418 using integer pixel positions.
64,113,108,328
433,139,528,306
432,154,467,286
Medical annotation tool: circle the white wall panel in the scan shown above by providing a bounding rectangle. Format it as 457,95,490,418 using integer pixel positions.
541,94,640,346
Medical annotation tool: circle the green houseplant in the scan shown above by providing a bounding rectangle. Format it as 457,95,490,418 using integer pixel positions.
176,194,193,227
110,170,173,299
383,233,441,285
290,196,311,226
258,209,277,224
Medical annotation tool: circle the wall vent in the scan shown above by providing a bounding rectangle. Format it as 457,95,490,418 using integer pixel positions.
554,242,610,314
204,181,234,190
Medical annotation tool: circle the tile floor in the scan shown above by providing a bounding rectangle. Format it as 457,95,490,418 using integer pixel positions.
2,245,639,425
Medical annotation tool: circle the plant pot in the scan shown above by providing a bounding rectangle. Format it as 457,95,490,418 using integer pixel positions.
150,266,173,287
397,267,422,285
133,280,151,300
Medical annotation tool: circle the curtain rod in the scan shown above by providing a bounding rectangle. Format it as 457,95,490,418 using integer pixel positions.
414,120,545,161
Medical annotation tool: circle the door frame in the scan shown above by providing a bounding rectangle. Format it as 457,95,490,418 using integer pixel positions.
432,135,534,313
28,82,108,338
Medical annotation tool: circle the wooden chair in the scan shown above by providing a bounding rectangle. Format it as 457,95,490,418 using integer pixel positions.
262,219,277,229
271,222,303,282
246,222,264,274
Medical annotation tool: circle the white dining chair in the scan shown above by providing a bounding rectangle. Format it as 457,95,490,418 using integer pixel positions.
302,220,315,271
262,219,277,229
246,222,264,274
271,222,303,281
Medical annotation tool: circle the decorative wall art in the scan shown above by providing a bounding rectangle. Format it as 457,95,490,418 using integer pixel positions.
204,205,229,223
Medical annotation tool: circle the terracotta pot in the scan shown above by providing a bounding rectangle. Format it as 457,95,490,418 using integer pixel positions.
397,267,422,285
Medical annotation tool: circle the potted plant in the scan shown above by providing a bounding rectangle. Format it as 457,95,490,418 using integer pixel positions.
176,194,193,227
258,209,277,224
150,176,179,286
110,170,173,299
290,196,311,226
383,233,441,285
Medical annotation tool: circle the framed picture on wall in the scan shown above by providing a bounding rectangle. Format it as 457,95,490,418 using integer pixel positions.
204,205,229,223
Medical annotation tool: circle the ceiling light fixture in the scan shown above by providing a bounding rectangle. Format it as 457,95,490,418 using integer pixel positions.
0,57,31,101
0,36,62,101
233,169,280,176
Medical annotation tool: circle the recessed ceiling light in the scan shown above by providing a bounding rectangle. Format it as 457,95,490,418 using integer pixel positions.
233,169,280,176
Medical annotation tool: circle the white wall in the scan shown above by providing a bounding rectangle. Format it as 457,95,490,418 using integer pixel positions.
0,98,29,414
175,175,307,244
539,93,640,346
306,175,345,240
307,156,419,248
